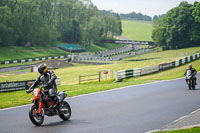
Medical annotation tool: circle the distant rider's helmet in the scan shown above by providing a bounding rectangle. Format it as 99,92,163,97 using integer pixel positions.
38,63,48,74
189,64,192,69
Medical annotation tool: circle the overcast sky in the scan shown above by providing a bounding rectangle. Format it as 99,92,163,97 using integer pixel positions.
91,0,200,17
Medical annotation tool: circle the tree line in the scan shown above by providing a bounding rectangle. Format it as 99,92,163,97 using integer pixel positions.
0,0,122,47
120,12,152,21
152,1,200,49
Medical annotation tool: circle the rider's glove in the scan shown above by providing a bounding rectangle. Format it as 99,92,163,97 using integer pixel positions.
26,87,33,94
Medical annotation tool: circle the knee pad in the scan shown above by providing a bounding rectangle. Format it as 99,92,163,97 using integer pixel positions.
48,89,56,97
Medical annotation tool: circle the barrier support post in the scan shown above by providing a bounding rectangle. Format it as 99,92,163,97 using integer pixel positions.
79,75,81,84
99,72,101,82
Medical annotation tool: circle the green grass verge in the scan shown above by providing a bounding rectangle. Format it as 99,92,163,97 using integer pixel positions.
122,20,153,41
153,127,200,133
0,79,150,109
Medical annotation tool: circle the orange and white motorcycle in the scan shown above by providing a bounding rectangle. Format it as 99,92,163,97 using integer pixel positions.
27,87,71,126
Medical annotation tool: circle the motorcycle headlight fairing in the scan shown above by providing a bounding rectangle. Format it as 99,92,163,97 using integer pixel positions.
33,88,39,97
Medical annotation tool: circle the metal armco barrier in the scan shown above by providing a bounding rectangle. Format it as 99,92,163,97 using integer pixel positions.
141,65,159,75
159,63,171,71
71,45,133,62
116,52,200,82
125,69,134,78
0,55,67,65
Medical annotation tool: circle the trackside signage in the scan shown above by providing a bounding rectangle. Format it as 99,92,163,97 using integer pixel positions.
1,82,25,89
0,80,34,92
0,78,61,92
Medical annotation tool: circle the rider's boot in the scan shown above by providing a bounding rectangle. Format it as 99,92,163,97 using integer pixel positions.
186,79,188,84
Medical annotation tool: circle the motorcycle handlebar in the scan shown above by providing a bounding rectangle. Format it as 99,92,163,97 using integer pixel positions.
26,86,46,94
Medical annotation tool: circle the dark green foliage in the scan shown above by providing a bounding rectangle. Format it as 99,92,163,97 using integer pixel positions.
152,1,200,49
120,12,152,21
0,0,122,47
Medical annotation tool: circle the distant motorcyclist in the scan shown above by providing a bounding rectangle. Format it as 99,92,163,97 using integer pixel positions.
26,63,61,111
184,64,197,85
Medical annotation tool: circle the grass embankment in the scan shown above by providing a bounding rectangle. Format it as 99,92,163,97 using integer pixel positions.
86,43,123,52
153,127,200,133
121,20,153,41
0,46,68,62
123,47,200,61
0,43,122,62
1,47,200,108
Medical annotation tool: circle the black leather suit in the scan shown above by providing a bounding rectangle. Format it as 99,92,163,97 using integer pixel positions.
30,71,58,106
184,68,197,84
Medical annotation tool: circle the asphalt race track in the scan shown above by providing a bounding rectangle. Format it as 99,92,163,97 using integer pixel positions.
1,74,200,133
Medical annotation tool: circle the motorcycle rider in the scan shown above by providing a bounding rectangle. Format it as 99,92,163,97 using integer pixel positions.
26,63,61,111
184,64,197,85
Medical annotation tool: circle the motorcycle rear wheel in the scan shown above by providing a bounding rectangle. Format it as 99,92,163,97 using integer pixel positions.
192,84,196,90
59,101,71,121
29,105,44,126
188,84,191,90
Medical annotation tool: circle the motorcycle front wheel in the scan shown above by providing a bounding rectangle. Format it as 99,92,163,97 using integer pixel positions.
59,101,71,121
192,82,196,90
188,80,192,90
29,105,44,126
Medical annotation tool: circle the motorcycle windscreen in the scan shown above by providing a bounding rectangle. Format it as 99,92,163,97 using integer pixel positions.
186,70,192,76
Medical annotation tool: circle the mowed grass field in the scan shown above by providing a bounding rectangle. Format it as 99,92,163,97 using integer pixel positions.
122,20,153,41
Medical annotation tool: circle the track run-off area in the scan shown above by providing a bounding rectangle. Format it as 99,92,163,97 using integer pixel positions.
1,73,200,133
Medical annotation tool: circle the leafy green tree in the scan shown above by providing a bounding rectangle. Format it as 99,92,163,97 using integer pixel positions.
152,1,200,49
189,1,200,44
0,0,122,47
0,6,14,46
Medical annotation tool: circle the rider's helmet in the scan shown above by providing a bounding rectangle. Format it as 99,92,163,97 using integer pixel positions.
189,64,192,69
38,63,48,74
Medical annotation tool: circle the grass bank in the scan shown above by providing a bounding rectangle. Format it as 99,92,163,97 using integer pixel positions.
122,20,153,41
0,43,123,62
86,43,123,52
0,46,68,62
123,47,200,61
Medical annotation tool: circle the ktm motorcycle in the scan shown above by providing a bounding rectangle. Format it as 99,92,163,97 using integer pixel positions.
28,87,71,126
